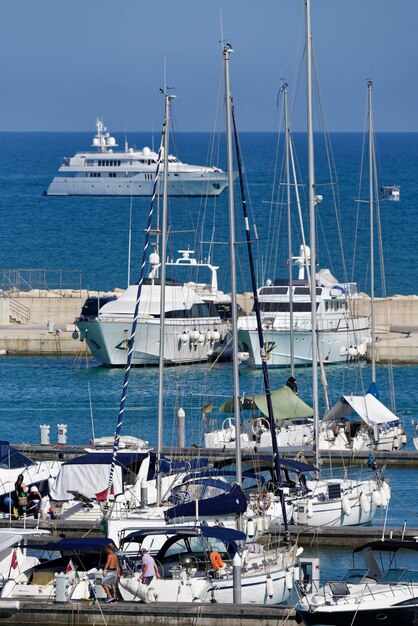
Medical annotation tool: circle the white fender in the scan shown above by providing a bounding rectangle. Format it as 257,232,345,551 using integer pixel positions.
190,330,200,343
326,428,335,441
379,486,388,508
372,489,382,507
382,481,391,501
401,433,407,445
307,499,314,519
119,576,149,602
359,492,371,515
197,333,205,344
285,570,293,591
246,518,255,539
212,330,221,342
342,496,352,517
180,332,189,344
266,574,274,598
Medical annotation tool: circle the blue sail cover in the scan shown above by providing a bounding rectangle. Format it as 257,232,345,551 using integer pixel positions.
367,382,380,399
0,441,35,469
165,483,247,521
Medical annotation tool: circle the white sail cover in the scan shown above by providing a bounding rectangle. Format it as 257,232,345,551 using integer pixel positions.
323,393,399,426
49,462,124,501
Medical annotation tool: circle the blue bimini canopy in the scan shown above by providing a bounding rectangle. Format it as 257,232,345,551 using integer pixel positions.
121,525,246,546
27,537,116,554
165,483,247,522
0,441,35,469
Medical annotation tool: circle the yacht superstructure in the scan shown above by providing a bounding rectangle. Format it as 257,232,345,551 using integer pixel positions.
238,246,370,368
46,118,229,197
75,250,231,366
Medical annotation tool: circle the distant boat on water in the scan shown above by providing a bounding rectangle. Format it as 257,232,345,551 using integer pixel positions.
380,185,400,201
45,118,229,197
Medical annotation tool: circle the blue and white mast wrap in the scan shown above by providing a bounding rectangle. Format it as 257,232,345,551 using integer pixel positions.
106,100,167,502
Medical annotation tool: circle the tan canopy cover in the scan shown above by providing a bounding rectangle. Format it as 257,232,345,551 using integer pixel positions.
219,385,313,420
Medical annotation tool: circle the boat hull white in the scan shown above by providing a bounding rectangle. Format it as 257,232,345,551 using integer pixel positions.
47,172,229,197
76,318,229,366
238,323,370,368
291,479,383,527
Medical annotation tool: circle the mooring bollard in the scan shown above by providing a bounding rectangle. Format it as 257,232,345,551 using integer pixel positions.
57,424,68,445
40,424,50,446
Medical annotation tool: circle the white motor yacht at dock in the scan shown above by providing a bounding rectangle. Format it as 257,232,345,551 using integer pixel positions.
238,245,371,368
75,250,231,366
46,118,229,197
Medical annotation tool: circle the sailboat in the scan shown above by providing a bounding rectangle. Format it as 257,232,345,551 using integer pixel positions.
237,83,370,370
114,46,300,604
287,0,390,528
318,81,405,453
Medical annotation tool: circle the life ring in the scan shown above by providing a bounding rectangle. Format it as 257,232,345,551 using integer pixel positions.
257,492,271,512
210,551,224,571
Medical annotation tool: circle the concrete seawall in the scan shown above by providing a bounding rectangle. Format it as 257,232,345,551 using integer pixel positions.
1,290,418,361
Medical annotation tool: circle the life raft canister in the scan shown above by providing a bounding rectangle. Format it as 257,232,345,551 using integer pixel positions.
210,551,224,571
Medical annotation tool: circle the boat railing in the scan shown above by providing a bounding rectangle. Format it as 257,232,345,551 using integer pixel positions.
0,268,85,296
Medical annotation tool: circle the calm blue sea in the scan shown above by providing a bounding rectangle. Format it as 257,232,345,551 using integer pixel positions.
0,132,417,567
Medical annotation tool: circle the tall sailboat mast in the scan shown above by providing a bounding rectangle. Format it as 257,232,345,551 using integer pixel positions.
156,91,175,505
305,0,320,469
223,44,243,493
282,82,295,375
368,80,377,385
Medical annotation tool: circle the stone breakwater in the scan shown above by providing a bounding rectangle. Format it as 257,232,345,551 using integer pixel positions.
0,290,418,361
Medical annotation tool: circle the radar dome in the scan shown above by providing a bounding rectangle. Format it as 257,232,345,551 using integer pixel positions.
143,147,151,156
107,137,116,146
93,138,100,146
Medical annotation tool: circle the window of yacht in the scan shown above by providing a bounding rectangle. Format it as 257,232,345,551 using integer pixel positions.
259,287,288,295
294,287,322,296
260,302,317,312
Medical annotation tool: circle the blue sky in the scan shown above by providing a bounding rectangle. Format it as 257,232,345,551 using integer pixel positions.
1,1,417,132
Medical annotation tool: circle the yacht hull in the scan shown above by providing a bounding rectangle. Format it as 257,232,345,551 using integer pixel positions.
76,318,229,366
238,324,370,368
46,172,229,197
296,605,418,626
291,479,380,527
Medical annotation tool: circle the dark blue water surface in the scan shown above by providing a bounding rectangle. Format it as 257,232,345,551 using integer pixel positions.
0,131,417,542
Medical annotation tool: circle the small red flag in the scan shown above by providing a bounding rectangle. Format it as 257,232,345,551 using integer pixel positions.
11,550,18,570
95,486,114,502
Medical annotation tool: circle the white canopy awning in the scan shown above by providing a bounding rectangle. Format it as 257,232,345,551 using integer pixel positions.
323,393,399,427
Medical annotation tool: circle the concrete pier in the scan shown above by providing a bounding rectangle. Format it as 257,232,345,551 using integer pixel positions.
0,599,298,626
14,443,418,467
1,290,418,361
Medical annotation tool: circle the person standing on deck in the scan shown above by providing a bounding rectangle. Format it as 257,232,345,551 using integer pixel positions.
102,544,120,603
139,548,161,585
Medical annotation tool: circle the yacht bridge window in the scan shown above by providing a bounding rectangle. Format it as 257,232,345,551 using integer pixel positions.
260,302,318,313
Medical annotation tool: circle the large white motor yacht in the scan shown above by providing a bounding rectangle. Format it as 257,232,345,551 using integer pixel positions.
46,118,229,197
75,250,231,366
238,245,371,368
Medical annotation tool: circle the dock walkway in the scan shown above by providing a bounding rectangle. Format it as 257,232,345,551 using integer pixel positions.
0,598,299,626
